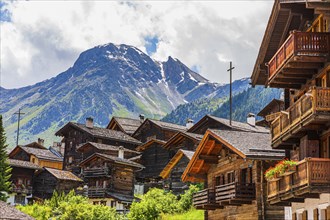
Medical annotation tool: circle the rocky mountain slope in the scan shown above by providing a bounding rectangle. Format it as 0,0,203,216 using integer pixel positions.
1,43,250,147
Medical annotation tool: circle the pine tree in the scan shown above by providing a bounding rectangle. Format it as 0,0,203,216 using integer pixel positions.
0,115,12,201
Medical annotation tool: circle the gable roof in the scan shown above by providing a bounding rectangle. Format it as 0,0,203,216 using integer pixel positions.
9,159,42,170
182,129,284,182
24,142,47,149
257,99,284,117
80,153,144,169
55,122,141,145
106,117,142,135
136,138,167,151
0,201,35,220
133,119,187,137
45,167,83,182
163,131,203,150
160,149,194,179
188,115,269,134
9,146,63,162
77,142,140,155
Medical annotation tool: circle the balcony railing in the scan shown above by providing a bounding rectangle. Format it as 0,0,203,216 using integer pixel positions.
265,112,282,123
215,182,255,204
267,158,330,204
193,188,219,210
271,87,330,143
11,185,33,194
88,187,107,198
268,31,330,81
82,167,110,178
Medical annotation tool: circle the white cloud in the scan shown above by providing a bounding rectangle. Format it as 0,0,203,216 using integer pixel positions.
0,1,273,89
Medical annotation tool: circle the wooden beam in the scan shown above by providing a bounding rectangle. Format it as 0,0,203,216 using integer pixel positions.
187,173,207,179
206,140,216,155
282,68,316,75
273,78,306,84
286,62,323,69
269,83,301,89
199,155,219,164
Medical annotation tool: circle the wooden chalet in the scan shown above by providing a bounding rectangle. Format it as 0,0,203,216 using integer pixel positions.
251,0,330,219
33,167,83,199
187,114,269,135
79,152,144,210
159,131,203,194
160,149,194,194
106,116,142,135
257,99,285,127
182,129,285,220
9,145,63,169
133,119,187,192
55,118,141,174
77,142,140,161
132,118,187,142
7,159,42,205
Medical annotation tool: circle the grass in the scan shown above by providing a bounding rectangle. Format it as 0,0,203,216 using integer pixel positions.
161,209,204,220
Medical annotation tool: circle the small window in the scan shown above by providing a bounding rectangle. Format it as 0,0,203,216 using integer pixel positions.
14,195,25,205
111,201,116,208
68,157,73,164
215,176,221,186
31,158,36,164
100,201,107,206
93,201,99,205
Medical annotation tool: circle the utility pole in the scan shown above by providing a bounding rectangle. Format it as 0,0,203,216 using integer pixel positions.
14,108,25,146
227,61,235,126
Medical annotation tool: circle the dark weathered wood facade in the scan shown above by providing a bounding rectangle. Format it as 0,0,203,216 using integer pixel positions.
160,149,194,194
79,153,144,207
251,1,330,219
55,120,141,174
8,159,42,205
183,130,285,220
133,119,187,192
33,167,83,199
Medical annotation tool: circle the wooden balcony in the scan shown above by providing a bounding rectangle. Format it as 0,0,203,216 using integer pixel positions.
215,182,255,206
267,31,330,89
11,185,33,194
265,112,282,123
193,188,222,210
82,167,110,178
267,158,330,205
88,187,107,198
271,87,330,148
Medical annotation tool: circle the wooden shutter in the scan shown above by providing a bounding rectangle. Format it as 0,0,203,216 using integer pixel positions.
302,210,308,220
326,206,330,220
313,208,318,220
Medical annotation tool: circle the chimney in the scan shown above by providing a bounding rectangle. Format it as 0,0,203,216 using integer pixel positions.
139,114,145,123
37,138,44,146
186,119,194,129
118,146,124,159
86,117,94,128
247,113,256,126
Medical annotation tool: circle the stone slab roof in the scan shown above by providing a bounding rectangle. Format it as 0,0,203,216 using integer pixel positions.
20,146,63,162
9,159,42,170
0,201,35,220
45,167,83,182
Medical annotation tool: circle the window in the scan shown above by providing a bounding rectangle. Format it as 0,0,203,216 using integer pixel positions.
68,157,73,164
14,195,25,205
93,201,99,205
227,171,235,184
100,201,107,206
111,201,116,208
31,158,36,164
